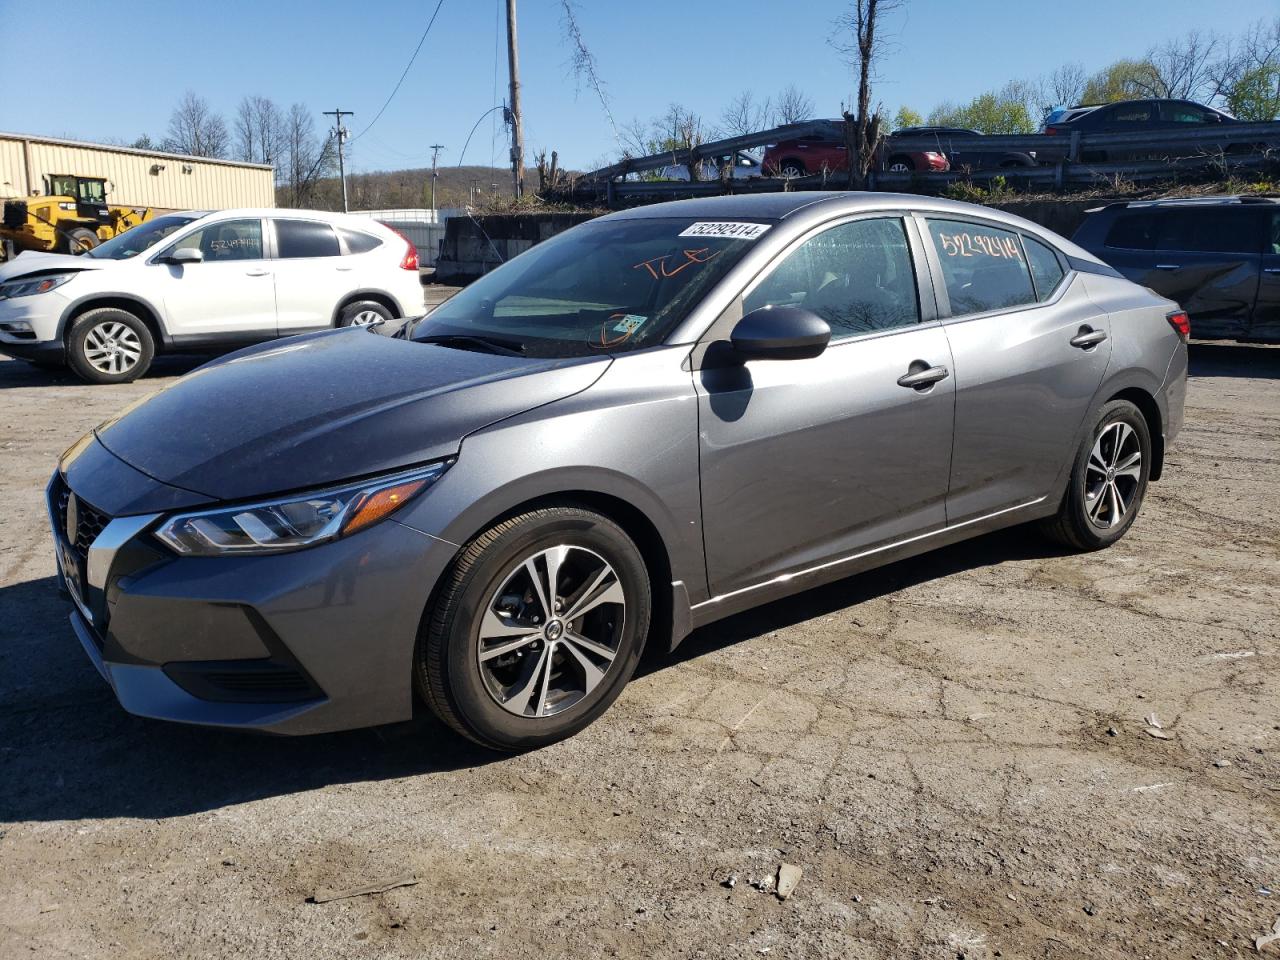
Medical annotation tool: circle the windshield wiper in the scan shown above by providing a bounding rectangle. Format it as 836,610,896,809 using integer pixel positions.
415,333,526,357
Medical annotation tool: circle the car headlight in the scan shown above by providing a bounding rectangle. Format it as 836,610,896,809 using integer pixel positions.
0,273,75,299
153,462,450,556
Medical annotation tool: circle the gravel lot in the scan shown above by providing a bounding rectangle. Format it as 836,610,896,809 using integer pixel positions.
1,334,1278,960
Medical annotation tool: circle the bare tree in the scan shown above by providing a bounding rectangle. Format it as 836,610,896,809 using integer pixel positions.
1138,31,1221,100
831,0,903,189
721,90,773,137
1211,17,1280,119
164,91,229,158
280,104,335,208
559,0,621,148
1041,62,1087,108
772,84,815,125
234,95,284,166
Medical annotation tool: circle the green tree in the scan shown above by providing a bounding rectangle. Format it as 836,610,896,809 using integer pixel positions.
1081,59,1161,103
927,91,1035,134
892,106,923,130
1224,64,1280,119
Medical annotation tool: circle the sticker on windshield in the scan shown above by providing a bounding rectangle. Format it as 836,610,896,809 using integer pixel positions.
611,314,648,335
678,221,771,240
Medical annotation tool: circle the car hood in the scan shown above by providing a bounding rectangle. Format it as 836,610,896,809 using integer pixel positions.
95,327,611,502
0,251,107,282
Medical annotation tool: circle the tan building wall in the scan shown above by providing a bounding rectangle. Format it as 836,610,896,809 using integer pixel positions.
0,133,274,210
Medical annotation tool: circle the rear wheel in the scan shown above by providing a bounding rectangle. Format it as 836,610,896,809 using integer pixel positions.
62,227,98,254
417,506,651,751
886,155,915,173
66,307,154,384
1040,399,1151,550
779,160,806,179
338,299,394,327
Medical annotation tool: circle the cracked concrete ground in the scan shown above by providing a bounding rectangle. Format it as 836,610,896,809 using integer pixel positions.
1,340,1278,959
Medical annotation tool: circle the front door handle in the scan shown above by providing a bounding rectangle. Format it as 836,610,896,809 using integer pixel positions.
1264,267,1280,274
245,268,271,277
1069,327,1109,349
1154,263,1181,271
897,363,949,390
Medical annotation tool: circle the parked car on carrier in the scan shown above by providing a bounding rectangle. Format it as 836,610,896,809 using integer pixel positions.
657,151,762,181
1043,99,1245,162
0,208,424,383
763,128,948,177
47,192,1186,750
888,126,1037,171
1073,196,1280,343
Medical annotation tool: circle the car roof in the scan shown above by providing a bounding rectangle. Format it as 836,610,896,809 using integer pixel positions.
1088,195,1280,214
172,208,379,224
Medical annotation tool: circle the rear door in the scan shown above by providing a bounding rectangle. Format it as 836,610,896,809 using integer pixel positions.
695,215,954,597
921,216,1111,523
151,217,277,340
269,218,356,333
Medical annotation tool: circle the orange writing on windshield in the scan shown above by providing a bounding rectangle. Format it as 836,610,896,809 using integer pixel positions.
633,248,720,279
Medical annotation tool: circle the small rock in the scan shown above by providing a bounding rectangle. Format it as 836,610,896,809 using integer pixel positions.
722,875,737,889
776,863,802,901
1256,916,1280,952
1106,726,1119,737
1083,901,1098,916
1144,713,1163,730
1214,759,1232,768
1145,728,1171,740
852,894,863,903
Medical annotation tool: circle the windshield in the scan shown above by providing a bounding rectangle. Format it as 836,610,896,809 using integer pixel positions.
413,216,771,357
86,214,198,260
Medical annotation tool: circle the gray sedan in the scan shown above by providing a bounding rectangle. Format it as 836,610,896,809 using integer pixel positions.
49,192,1187,750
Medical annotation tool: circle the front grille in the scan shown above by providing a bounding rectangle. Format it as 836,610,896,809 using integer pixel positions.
54,477,111,568
2,200,27,230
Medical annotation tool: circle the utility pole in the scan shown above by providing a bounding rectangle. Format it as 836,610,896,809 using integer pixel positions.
323,108,353,212
505,0,525,199
428,143,444,211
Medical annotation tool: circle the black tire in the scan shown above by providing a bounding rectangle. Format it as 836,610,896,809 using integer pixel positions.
779,160,806,179
417,506,651,752
65,307,155,384
61,227,98,254
886,155,915,173
338,299,395,327
1040,399,1152,551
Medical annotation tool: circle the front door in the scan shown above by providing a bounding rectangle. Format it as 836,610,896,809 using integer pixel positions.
1251,208,1280,343
920,217,1112,523
696,216,955,598
152,218,276,339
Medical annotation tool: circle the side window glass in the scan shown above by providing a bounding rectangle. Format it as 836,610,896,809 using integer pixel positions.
1112,104,1153,123
1166,103,1212,123
926,219,1036,315
339,228,383,254
744,217,920,339
1105,213,1156,250
1024,236,1065,301
1156,209,1259,254
1270,213,1280,255
166,219,264,261
275,220,341,259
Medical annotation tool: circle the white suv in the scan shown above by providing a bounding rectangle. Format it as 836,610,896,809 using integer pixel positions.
0,208,426,383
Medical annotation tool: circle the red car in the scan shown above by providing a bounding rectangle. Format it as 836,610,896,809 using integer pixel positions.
763,129,948,178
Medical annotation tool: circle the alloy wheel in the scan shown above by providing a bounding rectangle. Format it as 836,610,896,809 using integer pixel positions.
1084,421,1142,529
476,545,625,718
350,309,384,326
82,321,142,375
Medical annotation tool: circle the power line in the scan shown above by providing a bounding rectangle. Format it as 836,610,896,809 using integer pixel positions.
349,0,448,144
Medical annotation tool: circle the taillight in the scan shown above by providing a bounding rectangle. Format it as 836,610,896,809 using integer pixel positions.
1166,310,1190,340
1045,126,1062,135
386,226,419,271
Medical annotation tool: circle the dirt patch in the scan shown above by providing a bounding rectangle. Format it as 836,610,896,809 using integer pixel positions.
1,342,1278,959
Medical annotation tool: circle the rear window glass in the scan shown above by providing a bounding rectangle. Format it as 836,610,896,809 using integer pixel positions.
1024,236,1066,300
1155,209,1260,254
927,219,1036,316
275,220,340,258
340,229,383,254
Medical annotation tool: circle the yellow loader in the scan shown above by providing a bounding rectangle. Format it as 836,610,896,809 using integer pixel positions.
0,174,152,259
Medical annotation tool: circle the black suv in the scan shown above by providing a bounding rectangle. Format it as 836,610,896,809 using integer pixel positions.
1072,197,1280,342
1044,99,1241,162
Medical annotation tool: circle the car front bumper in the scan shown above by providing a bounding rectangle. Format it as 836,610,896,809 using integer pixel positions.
47,456,459,735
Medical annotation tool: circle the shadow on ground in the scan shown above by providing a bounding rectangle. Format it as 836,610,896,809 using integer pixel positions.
0,354,215,389
0,524,1064,824
1188,341,1280,380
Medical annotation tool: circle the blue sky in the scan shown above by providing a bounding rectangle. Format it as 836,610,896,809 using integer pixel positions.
1,0,1273,173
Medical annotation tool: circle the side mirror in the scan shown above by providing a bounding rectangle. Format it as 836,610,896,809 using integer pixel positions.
167,247,203,265
730,305,831,361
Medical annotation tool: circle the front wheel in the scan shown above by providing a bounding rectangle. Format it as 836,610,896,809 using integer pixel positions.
417,507,651,751
778,160,806,179
66,307,155,384
1040,399,1151,551
886,156,915,173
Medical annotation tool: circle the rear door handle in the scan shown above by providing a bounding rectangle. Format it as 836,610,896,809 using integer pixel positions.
336,265,355,272
1070,328,1109,349
1264,267,1280,274
245,268,271,277
1154,264,1180,271
897,364,949,390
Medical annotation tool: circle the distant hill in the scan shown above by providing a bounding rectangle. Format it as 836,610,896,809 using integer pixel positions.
283,164,544,211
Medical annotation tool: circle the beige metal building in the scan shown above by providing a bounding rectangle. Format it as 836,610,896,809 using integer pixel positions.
0,133,274,211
